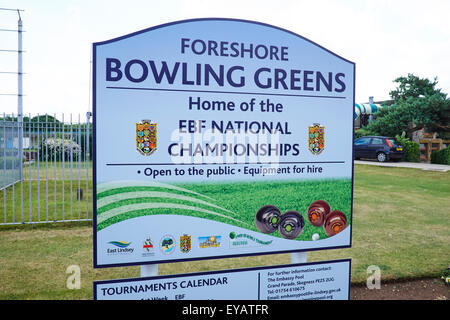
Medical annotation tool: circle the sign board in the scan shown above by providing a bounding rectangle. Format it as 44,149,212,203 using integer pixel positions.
94,259,351,300
93,18,355,268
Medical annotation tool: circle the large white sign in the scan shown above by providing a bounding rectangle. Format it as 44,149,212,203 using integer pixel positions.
94,259,351,300
93,18,355,267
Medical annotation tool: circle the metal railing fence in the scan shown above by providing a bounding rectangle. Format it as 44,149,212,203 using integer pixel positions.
0,112,92,225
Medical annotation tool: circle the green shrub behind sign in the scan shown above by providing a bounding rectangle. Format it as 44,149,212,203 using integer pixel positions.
431,147,450,164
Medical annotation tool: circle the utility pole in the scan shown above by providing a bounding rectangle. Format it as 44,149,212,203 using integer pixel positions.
18,9,23,182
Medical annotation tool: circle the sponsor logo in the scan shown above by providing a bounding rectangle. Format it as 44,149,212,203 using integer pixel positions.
229,232,273,248
108,240,131,248
142,237,155,257
136,120,157,156
308,123,325,155
198,236,221,248
160,235,176,254
198,236,222,249
180,234,191,253
107,241,134,254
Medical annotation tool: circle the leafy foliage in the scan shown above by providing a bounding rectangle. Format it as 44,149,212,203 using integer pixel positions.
367,74,450,138
389,74,444,101
354,128,375,139
431,147,450,165
39,137,81,161
395,132,420,162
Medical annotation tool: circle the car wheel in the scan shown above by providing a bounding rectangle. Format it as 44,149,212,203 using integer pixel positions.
377,152,387,162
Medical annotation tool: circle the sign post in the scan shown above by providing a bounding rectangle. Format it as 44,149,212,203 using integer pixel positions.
93,18,354,300
140,264,158,277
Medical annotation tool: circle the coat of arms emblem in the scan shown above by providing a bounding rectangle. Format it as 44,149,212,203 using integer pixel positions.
308,123,325,155
136,120,157,156
180,234,191,253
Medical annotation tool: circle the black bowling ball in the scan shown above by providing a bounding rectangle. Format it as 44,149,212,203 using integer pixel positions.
278,210,305,239
255,205,281,234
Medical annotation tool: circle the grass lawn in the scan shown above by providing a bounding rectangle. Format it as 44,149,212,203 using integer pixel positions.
0,164,448,299
0,180,93,224
309,164,449,281
23,160,92,181
1,161,92,224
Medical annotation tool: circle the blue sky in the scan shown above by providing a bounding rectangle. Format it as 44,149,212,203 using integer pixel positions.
1,0,449,117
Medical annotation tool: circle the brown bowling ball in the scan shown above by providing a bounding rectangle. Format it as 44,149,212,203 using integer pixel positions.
307,200,331,227
323,210,347,237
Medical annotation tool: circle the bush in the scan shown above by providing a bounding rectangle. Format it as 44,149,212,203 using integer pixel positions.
431,147,450,164
395,132,420,162
39,137,81,161
354,128,375,139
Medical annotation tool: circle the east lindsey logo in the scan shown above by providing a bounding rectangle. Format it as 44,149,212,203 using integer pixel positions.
136,120,157,156
107,241,134,254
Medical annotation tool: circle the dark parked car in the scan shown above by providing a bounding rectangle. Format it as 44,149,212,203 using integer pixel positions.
354,136,404,162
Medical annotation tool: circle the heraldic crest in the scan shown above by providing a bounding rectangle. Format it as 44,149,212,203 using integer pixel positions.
308,123,324,155
136,120,157,156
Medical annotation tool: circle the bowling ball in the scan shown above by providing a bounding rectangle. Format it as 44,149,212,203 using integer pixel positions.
255,205,281,234
307,200,331,227
278,210,305,239
323,210,348,237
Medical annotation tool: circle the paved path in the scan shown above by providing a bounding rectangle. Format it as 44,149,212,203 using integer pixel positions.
354,160,449,172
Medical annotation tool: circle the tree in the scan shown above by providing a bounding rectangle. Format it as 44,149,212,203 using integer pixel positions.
389,74,445,101
367,74,450,138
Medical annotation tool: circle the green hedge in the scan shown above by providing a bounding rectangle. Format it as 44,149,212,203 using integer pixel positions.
395,133,420,162
431,147,450,164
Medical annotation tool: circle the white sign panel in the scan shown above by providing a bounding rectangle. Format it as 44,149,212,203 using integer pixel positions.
93,18,355,267
94,259,351,300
